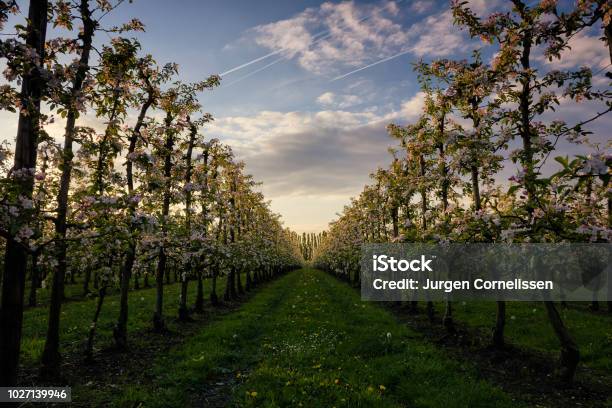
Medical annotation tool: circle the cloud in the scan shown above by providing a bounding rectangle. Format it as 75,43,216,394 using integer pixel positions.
536,31,609,70
410,1,434,14
204,91,429,203
316,91,336,105
205,99,429,199
396,91,426,119
316,91,362,108
250,1,474,81
405,10,469,57
247,1,413,76
230,0,488,83
445,0,504,16
205,82,610,205
240,122,391,197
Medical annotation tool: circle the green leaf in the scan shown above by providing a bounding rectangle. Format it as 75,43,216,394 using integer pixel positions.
507,185,520,195
554,156,569,169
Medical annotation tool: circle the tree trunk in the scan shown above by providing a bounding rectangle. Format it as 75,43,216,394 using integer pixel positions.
84,285,107,363
0,0,48,386
179,120,197,321
114,242,135,348
544,301,579,382
153,247,166,331
236,268,244,295
210,273,218,306
194,270,204,313
41,0,95,379
471,165,480,210
443,301,455,333
438,117,454,335
178,274,191,321
492,301,506,348
426,301,434,322
391,205,399,239
245,269,252,291
28,253,40,307
252,269,259,287
115,94,153,348
153,112,175,331
224,268,236,301
419,154,427,231
83,267,91,296
513,7,580,380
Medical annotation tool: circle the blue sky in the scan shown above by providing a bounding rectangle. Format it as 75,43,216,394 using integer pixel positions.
2,0,610,232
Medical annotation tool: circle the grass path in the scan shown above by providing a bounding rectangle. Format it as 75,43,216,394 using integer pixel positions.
111,269,520,407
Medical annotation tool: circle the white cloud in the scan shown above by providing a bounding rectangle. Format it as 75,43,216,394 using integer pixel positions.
410,1,434,14
461,0,503,15
406,10,469,57
316,91,362,108
205,94,429,199
244,1,473,78
397,91,426,120
536,31,609,70
316,91,336,105
247,1,412,75
201,91,435,219
252,10,317,60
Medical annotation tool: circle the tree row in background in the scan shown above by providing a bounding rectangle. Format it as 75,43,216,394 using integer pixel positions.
297,232,325,261
314,0,611,383
0,0,302,386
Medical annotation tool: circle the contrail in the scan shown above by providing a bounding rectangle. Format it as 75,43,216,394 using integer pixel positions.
223,57,286,88
220,50,283,77
219,0,406,79
220,30,332,77
330,48,412,82
219,29,332,78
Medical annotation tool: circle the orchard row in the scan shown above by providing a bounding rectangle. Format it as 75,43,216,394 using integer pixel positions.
314,0,611,383
0,0,302,386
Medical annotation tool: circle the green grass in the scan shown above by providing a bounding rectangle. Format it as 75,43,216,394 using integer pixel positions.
21,274,233,367
21,268,610,406
108,269,521,408
26,278,89,307
432,301,612,372
26,272,162,308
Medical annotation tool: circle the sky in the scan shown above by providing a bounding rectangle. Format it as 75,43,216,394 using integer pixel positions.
1,0,610,233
